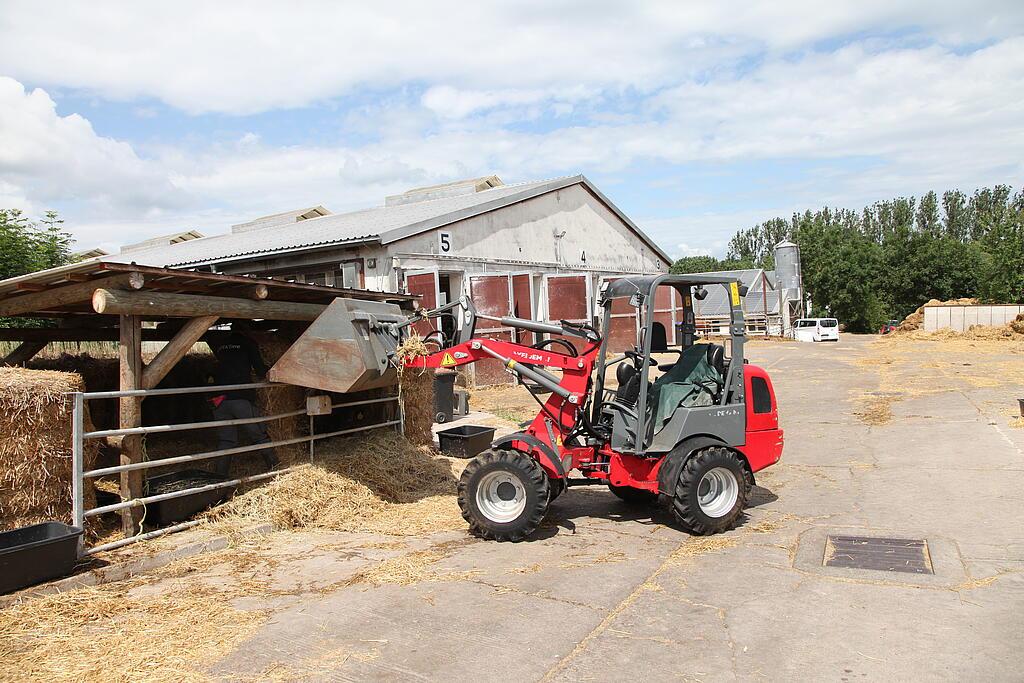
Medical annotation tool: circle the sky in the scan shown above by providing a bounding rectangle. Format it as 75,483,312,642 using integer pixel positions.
0,1,1022,259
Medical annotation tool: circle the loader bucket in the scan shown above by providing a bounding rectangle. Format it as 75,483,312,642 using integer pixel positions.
268,298,406,393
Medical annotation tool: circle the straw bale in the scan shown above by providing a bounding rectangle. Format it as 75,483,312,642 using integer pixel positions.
207,431,464,536
395,335,434,446
0,368,98,530
249,331,306,452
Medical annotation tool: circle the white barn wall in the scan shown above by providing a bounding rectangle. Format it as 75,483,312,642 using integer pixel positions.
389,185,666,276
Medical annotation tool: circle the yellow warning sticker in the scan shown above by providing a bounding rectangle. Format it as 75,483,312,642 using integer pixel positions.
729,282,741,306
441,352,456,367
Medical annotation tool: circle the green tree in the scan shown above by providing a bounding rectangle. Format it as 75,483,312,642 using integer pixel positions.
0,209,76,327
915,191,941,236
724,184,1023,328
670,255,754,274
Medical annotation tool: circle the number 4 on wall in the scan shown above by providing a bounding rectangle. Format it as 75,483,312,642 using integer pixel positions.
439,231,452,254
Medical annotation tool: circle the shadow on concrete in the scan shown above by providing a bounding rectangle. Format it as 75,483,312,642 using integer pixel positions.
526,483,779,541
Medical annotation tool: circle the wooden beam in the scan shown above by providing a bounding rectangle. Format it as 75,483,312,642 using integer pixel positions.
0,326,232,343
1,341,47,366
16,282,49,292
141,315,218,389
119,314,145,536
0,273,144,317
92,288,326,321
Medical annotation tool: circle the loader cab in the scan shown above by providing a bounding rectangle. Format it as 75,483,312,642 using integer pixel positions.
593,274,749,456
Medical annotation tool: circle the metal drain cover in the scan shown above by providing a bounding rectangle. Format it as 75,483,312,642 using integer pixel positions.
824,535,933,574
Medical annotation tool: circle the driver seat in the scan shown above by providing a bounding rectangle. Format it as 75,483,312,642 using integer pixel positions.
706,343,726,376
614,361,641,408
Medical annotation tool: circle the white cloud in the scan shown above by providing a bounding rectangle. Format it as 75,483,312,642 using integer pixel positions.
0,76,188,216
675,243,713,257
421,85,596,119
0,4,1022,255
0,1,1021,114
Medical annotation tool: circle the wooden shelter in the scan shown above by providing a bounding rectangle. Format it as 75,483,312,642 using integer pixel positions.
0,260,415,533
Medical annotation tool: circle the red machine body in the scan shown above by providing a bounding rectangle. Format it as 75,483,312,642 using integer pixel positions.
406,337,783,495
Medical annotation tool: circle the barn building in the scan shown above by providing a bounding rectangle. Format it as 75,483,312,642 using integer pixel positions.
105,175,673,384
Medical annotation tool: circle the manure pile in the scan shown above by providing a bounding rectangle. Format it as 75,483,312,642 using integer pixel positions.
895,298,977,332
207,430,465,536
892,312,1024,341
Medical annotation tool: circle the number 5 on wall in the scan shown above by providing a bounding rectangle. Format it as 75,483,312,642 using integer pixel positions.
439,231,452,254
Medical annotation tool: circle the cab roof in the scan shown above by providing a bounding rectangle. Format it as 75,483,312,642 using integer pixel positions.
601,273,741,301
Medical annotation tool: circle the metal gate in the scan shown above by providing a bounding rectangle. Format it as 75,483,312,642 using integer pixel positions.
71,381,401,557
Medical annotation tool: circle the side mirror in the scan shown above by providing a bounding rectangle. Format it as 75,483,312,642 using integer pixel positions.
739,285,749,296
693,287,708,301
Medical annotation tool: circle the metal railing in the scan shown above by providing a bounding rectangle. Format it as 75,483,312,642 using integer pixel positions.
71,382,402,556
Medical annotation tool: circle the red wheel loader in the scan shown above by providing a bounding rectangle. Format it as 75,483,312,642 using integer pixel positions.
269,274,783,541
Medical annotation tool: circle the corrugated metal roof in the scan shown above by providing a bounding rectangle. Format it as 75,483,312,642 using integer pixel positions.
231,205,332,234
693,269,780,317
103,175,672,269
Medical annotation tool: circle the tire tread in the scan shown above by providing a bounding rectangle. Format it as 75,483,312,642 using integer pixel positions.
457,448,549,542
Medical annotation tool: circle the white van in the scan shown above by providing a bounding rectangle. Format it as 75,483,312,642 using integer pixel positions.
793,318,840,342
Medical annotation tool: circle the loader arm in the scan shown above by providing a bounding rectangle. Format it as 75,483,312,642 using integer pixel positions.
403,336,599,480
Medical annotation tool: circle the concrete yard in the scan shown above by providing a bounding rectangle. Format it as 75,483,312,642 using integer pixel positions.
13,335,1024,681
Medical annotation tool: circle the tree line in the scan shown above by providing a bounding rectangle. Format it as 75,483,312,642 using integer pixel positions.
1,209,75,327
670,186,1024,332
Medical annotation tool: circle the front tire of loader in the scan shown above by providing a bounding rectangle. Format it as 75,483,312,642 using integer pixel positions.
671,447,747,535
458,449,550,542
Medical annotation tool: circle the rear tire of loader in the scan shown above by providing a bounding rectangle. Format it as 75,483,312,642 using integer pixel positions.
671,447,747,535
458,449,550,542
608,484,659,506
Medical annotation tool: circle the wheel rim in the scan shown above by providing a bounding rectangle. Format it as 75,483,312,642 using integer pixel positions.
696,467,739,518
476,470,528,523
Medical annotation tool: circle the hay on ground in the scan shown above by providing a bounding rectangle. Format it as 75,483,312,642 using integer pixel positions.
0,368,99,531
394,334,434,446
207,430,464,536
0,561,265,683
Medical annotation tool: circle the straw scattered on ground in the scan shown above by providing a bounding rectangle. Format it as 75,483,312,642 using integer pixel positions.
853,393,899,426
394,334,434,446
0,571,266,683
343,539,479,588
666,535,739,565
207,430,465,536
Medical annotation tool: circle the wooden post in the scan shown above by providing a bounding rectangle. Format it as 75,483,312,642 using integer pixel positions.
119,314,144,535
1,340,47,366
142,315,218,389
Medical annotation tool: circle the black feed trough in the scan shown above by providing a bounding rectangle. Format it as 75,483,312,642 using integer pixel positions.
437,425,496,459
144,469,236,527
0,521,82,594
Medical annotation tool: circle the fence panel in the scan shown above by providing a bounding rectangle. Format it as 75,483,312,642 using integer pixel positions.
72,382,401,557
